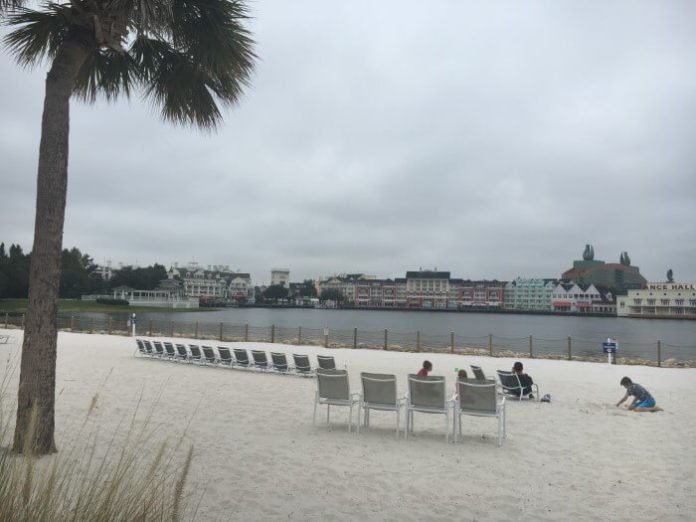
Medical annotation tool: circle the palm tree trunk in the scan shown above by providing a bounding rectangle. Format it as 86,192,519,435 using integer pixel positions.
13,38,89,455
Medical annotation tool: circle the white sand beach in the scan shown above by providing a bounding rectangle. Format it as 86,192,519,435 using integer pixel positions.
1,328,694,521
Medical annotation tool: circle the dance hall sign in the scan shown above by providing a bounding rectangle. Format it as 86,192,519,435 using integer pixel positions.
647,283,696,291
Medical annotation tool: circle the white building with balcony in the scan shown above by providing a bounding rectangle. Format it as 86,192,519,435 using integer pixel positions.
617,282,696,319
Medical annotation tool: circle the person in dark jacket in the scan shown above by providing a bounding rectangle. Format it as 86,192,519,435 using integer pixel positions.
512,361,534,398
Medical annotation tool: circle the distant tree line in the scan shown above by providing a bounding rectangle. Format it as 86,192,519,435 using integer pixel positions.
0,242,167,299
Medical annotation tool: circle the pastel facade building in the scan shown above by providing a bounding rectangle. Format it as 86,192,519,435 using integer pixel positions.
271,269,290,287
504,278,557,311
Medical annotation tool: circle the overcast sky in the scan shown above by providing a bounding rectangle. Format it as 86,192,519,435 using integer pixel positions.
1,1,695,285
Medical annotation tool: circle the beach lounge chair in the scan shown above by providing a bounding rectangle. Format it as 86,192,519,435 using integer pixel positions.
175,344,189,361
314,369,360,432
152,341,165,357
233,348,250,368
251,350,271,370
359,372,406,436
456,380,506,446
202,346,218,364
218,347,234,366
317,355,336,370
292,354,313,376
188,345,203,363
163,342,176,359
135,338,148,357
496,370,538,401
142,340,155,356
405,374,456,442
470,365,487,381
271,352,289,372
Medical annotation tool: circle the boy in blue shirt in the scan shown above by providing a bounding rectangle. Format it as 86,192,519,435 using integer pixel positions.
616,377,663,412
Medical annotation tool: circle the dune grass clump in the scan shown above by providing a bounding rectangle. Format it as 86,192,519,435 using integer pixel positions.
0,362,196,521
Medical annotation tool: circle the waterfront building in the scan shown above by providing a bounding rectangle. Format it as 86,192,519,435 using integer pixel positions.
355,278,398,307
404,270,451,308
452,280,506,309
617,282,696,319
504,278,557,311
168,262,253,303
550,283,615,314
271,268,290,287
561,246,646,294
317,274,372,304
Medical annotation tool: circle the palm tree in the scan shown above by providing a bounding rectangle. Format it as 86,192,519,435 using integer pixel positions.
1,0,255,454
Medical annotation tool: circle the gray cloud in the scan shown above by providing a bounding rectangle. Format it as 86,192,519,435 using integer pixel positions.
1,0,695,285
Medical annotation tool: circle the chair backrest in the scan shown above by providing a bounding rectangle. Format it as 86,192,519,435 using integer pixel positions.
136,339,145,351
175,344,188,357
271,352,288,370
218,347,232,363
317,369,350,401
458,380,497,413
189,345,202,359
496,370,521,391
143,340,153,353
164,342,175,356
251,350,268,365
234,348,249,364
408,374,446,409
202,346,216,363
293,354,311,372
361,372,397,406
470,365,487,381
317,355,336,370
153,341,164,354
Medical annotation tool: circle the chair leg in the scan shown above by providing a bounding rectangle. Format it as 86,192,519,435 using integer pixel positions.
348,404,352,433
396,410,400,437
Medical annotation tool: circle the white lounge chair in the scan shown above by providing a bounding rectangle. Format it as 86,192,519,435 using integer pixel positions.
271,352,289,372
317,355,336,370
314,369,360,432
456,380,506,446
359,372,405,436
292,354,313,376
496,370,538,401
405,374,456,442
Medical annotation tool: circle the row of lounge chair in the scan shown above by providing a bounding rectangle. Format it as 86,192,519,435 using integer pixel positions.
134,338,339,377
314,369,507,446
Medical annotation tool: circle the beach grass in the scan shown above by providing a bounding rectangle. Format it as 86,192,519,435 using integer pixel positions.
0,356,197,521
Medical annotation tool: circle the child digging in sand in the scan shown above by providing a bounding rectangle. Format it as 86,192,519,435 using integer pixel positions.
616,377,663,412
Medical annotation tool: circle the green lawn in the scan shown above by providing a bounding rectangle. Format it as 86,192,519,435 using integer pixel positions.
0,299,217,314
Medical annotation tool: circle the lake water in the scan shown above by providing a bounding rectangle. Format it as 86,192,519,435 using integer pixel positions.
64,307,696,363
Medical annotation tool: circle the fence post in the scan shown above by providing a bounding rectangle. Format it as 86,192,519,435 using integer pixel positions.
567,336,572,361
324,327,329,348
108,317,112,335
657,340,662,368
219,322,224,342
271,324,275,343
149,320,153,337
4,312,8,328
244,323,249,342
170,321,174,337
70,315,74,330
488,334,493,356
298,326,302,344
450,332,454,353
529,335,533,358
194,321,198,339
416,331,421,352
21,313,25,329
384,329,388,350
353,327,357,349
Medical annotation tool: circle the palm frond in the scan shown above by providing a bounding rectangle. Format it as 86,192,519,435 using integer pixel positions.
3,4,72,67
73,47,137,102
0,0,28,12
131,35,222,129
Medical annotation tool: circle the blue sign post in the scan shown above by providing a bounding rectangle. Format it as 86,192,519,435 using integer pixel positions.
603,338,617,364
